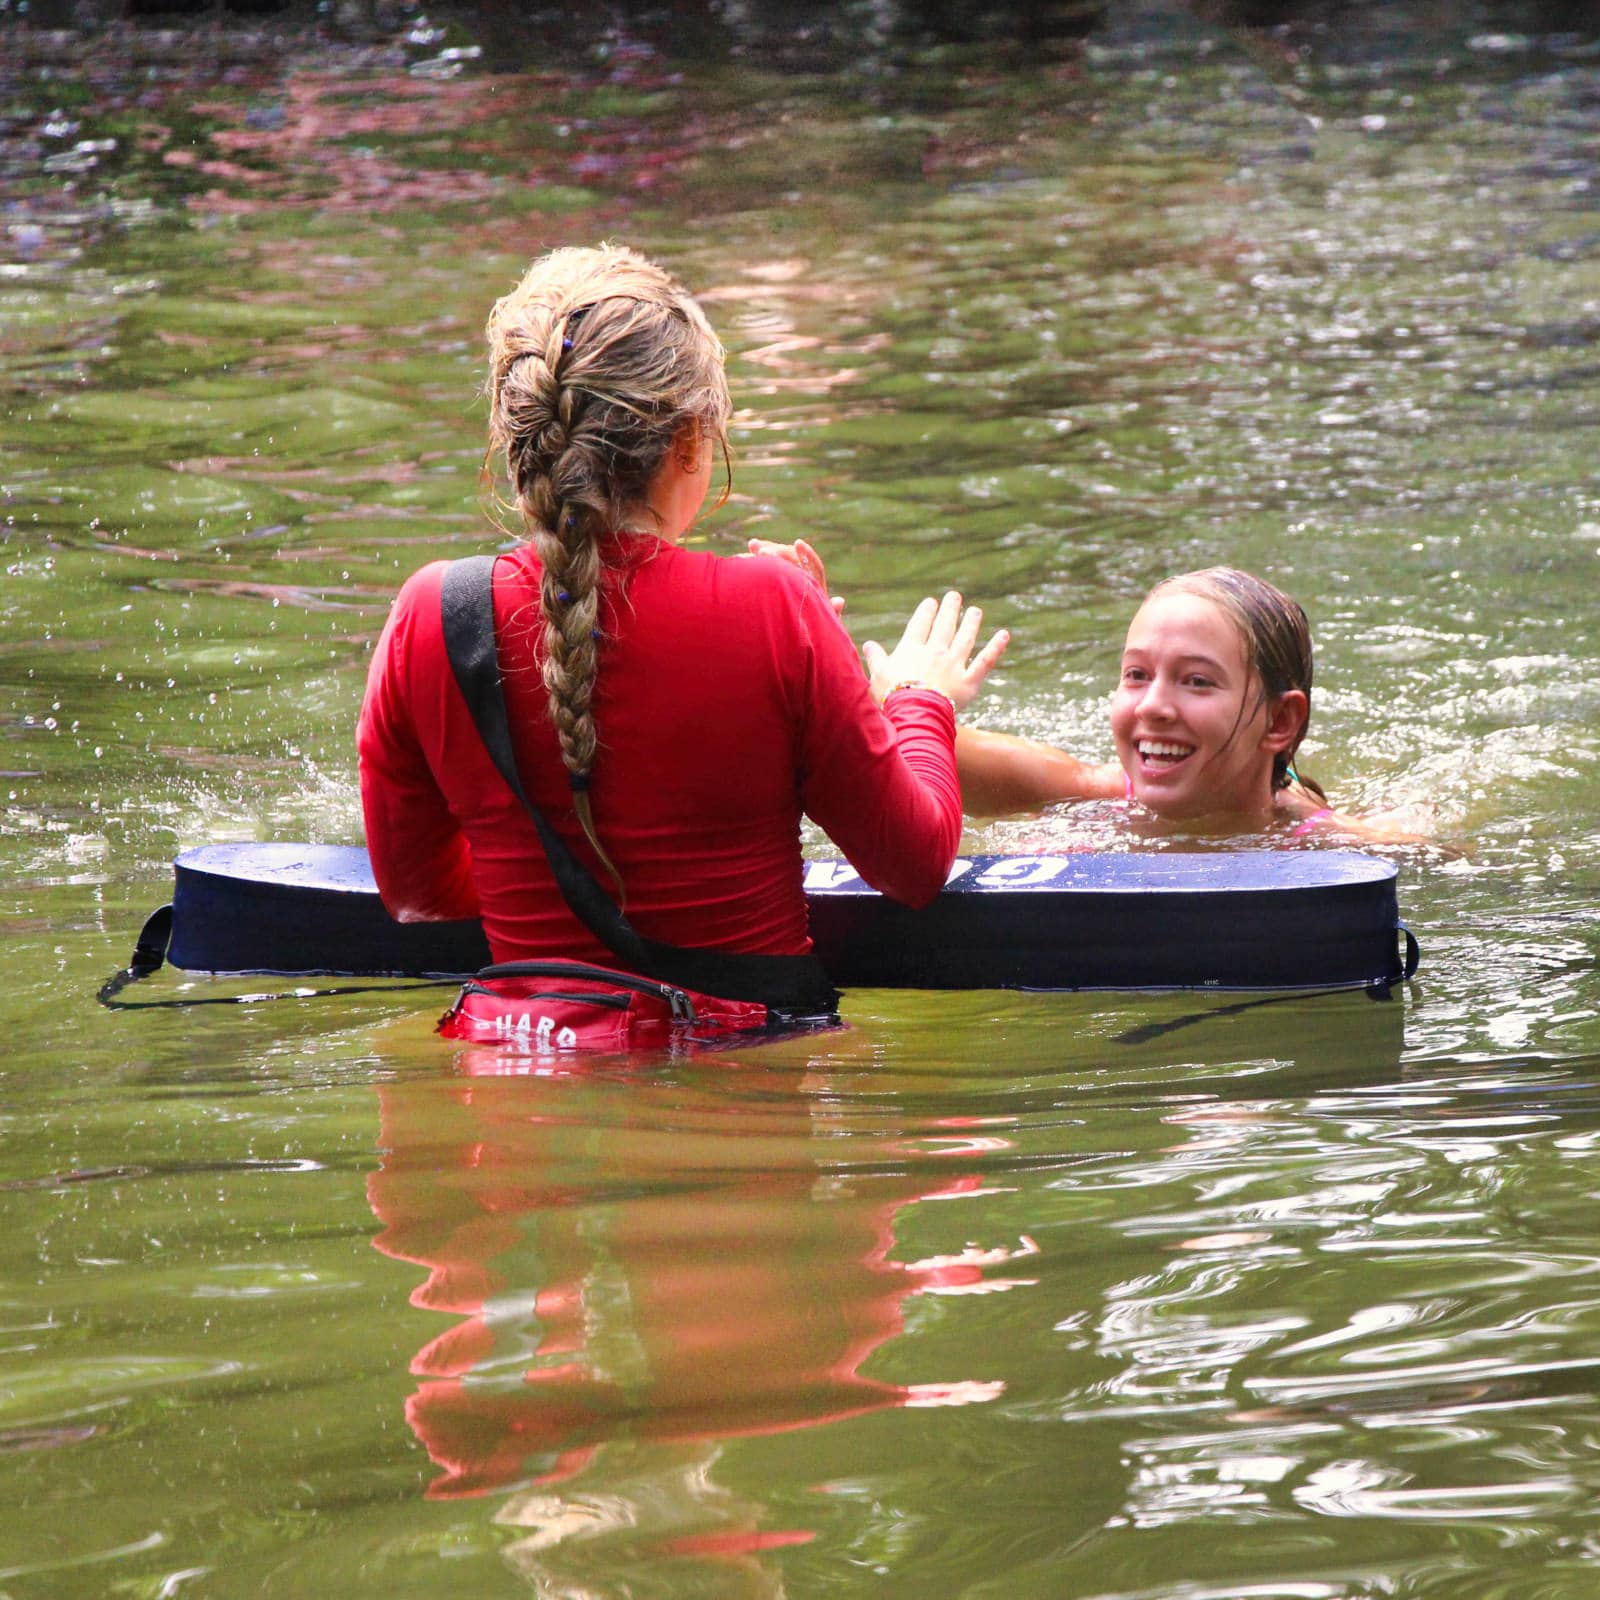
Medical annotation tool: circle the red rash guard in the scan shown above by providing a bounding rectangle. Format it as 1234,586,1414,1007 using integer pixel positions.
357,537,962,965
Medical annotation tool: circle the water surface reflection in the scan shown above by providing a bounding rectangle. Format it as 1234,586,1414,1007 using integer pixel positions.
370,1052,1027,1499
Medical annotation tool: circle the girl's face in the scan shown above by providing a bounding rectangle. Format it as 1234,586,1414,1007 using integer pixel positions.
1111,589,1304,822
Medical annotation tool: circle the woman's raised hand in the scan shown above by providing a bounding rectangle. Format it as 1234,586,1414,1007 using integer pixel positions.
746,537,846,617
864,592,1010,713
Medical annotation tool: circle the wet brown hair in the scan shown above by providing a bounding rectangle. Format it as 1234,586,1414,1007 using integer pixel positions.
1148,566,1322,797
484,243,733,873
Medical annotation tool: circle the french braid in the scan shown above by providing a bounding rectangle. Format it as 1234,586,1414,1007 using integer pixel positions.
483,245,732,881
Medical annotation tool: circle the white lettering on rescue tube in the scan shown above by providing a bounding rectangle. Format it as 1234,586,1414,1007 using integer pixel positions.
804,861,862,890
974,857,1072,889
804,858,974,891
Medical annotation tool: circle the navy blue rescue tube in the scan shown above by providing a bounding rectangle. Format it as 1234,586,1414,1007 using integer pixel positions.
161,842,1417,993
167,844,491,978
806,851,1413,991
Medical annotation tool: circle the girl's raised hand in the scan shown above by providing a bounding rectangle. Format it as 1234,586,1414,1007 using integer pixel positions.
746,537,846,617
864,591,1009,712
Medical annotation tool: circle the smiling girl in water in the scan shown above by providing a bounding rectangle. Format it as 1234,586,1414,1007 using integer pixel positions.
749,547,1405,840
957,566,1345,834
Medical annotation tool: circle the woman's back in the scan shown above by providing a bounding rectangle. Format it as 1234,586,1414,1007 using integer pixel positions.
359,537,962,964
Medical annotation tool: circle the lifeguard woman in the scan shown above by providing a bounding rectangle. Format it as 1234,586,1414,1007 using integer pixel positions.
357,244,1004,1012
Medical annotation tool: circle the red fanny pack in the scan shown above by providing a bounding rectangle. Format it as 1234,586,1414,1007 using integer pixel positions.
438,960,792,1054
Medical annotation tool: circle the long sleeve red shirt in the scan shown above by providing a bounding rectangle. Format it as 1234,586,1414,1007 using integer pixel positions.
357,537,961,965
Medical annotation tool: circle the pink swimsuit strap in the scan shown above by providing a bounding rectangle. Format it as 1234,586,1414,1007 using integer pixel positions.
1290,806,1333,838
1123,770,1332,835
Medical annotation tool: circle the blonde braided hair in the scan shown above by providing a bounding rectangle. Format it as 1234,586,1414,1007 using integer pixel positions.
483,244,732,877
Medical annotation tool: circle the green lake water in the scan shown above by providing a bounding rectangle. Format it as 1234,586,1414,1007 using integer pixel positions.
5,2,1600,1594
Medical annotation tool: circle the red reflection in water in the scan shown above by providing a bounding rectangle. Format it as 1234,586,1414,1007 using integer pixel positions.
369,1058,1025,1502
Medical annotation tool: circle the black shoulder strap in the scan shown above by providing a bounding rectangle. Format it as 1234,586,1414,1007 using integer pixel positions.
439,556,839,1015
